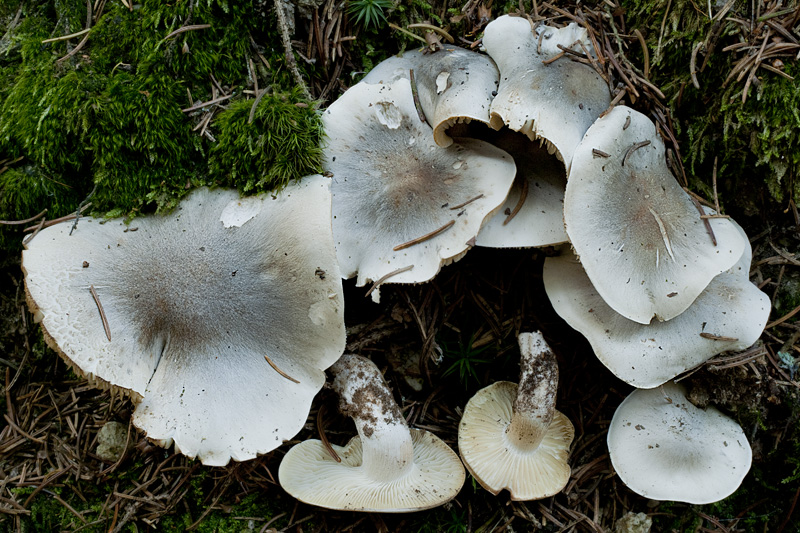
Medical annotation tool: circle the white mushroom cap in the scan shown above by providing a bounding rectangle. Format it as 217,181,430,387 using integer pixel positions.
279,354,465,512
476,131,569,248
324,78,516,300
23,177,346,466
564,106,746,324
458,332,574,500
607,382,752,504
543,241,770,388
482,16,611,166
361,48,500,147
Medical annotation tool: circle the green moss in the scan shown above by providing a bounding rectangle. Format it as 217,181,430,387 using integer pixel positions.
209,87,324,193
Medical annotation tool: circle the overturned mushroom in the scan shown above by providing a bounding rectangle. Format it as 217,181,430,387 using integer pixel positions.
22,177,346,466
482,16,611,166
607,382,752,504
324,78,516,301
476,130,569,248
458,332,574,500
278,353,465,512
564,106,746,324
361,48,500,147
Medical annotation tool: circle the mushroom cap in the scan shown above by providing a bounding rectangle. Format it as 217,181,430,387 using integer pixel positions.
22,177,346,466
458,381,574,500
278,428,465,512
607,382,752,504
543,244,770,388
564,106,746,324
482,16,611,165
324,78,516,298
361,48,500,147
475,131,569,248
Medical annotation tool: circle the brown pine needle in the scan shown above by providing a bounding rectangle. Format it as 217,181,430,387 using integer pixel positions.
690,196,718,246
592,148,610,158
409,69,427,124
504,179,529,225
365,265,414,298
0,209,47,226
622,140,651,166
700,332,739,342
164,24,211,41
317,405,341,462
393,220,455,251
264,355,300,384
449,194,484,210
89,285,111,342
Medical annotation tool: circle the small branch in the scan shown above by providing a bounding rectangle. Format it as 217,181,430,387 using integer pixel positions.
273,0,313,100
0,209,47,226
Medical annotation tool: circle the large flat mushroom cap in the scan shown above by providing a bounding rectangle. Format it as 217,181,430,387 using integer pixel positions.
564,106,746,324
361,48,500,147
607,382,752,504
23,177,345,466
278,428,465,512
324,78,516,298
543,246,770,388
458,381,574,500
482,16,611,166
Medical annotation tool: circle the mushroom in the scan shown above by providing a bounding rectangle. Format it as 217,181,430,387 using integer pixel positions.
542,222,770,388
458,331,574,500
563,106,746,324
475,130,569,248
22,176,346,465
324,78,516,301
482,16,611,166
607,382,752,504
278,353,465,512
361,48,500,147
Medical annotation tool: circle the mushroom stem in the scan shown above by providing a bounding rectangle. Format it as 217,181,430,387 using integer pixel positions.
330,354,414,482
506,332,558,452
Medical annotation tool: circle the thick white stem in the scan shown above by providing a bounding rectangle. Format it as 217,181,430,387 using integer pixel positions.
331,354,414,482
506,331,558,452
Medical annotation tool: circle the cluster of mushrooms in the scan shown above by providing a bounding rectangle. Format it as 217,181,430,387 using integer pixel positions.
22,15,770,513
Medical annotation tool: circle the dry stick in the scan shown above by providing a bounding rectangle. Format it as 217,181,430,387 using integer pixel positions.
22,217,46,246
164,24,211,41
690,195,718,246
365,265,414,298
699,332,739,341
621,140,651,166
504,179,529,225
449,194,484,210
89,285,111,342
273,0,313,100
393,220,455,251
409,69,427,124
712,156,721,213
0,209,47,225
23,203,91,232
263,354,300,384
316,404,341,462
408,23,454,43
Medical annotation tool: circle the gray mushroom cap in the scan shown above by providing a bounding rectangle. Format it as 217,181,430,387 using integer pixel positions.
22,177,346,466
361,48,500,147
564,106,746,324
323,78,516,300
608,382,752,504
482,16,611,166
543,234,770,388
